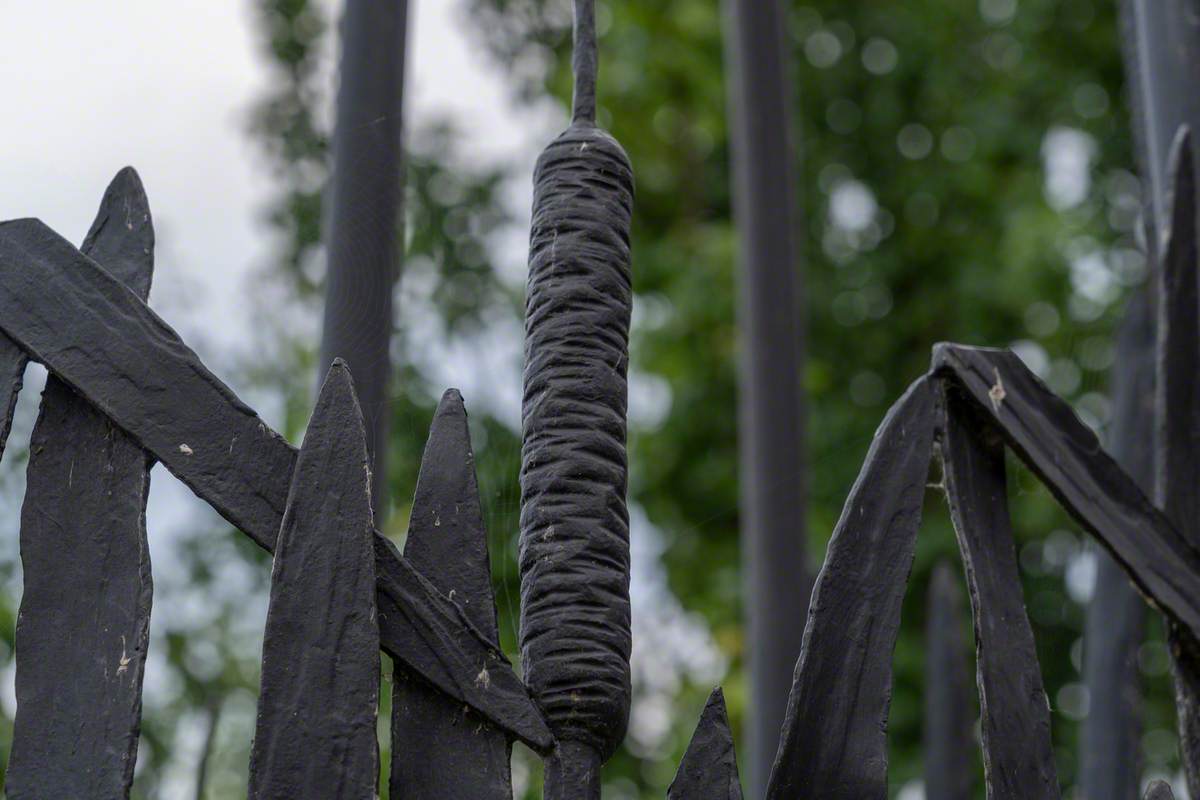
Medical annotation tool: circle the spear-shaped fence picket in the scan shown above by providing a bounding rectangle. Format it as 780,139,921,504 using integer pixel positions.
1,9,1199,800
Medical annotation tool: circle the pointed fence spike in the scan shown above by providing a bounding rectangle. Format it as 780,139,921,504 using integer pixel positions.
766,377,936,798
667,688,743,800
931,343,1200,641
1155,125,1200,798
249,362,379,799
390,389,512,800
1144,780,1177,800
0,218,552,751
923,561,974,800
942,386,1059,799
7,170,155,800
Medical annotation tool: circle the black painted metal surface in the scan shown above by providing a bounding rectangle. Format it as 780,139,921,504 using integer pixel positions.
668,688,743,800
1156,128,1200,797
942,389,1058,799
248,362,379,799
721,0,810,789
518,0,635,790
6,169,154,800
319,0,408,514
0,218,551,751
932,343,1200,638
1145,780,1178,799
391,390,512,799
923,562,974,800
766,377,935,798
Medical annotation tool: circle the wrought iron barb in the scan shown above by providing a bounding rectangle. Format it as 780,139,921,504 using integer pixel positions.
942,388,1059,799
519,0,635,788
0,218,553,752
923,561,974,800
7,169,154,800
766,377,936,799
249,362,379,799
391,389,512,800
1156,126,1200,799
667,688,743,800
1144,780,1177,800
931,343,1200,640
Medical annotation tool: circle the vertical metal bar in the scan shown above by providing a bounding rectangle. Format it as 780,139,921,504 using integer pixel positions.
941,389,1059,800
720,0,810,791
319,0,409,516
390,390,512,799
519,0,635,795
6,169,154,800
1086,2,1200,785
1155,129,1200,796
923,561,974,800
1080,289,1153,800
248,362,379,799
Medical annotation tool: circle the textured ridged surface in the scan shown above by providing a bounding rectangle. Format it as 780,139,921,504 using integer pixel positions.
0,218,551,750
668,688,744,800
249,363,379,799
923,562,974,800
766,377,935,799
391,390,512,800
7,169,154,800
518,118,634,763
942,388,1059,800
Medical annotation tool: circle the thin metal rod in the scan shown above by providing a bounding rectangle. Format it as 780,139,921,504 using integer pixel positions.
721,0,810,792
572,0,597,123
319,0,409,516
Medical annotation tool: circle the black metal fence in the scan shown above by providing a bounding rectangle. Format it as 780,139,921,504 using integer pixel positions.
1,10,1199,800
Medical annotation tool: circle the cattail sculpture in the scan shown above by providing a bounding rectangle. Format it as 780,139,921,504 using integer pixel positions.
518,0,635,795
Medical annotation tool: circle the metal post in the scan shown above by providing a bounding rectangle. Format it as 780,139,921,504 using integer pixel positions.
318,0,409,516
722,0,811,793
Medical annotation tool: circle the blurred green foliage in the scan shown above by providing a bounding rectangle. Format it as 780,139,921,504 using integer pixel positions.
234,0,1176,797
0,0,1168,797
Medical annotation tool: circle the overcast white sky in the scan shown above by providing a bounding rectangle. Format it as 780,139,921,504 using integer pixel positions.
0,0,538,362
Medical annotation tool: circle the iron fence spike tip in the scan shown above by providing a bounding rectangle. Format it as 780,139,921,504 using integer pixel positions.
250,344,378,798
1144,780,1176,800
766,376,936,798
667,687,743,800
406,388,496,638
393,388,513,798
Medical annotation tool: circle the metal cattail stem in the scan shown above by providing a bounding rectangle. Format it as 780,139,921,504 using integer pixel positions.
518,0,635,794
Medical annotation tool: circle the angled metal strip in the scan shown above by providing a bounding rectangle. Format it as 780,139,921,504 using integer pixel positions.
249,363,378,799
932,343,1200,640
668,688,743,800
766,377,935,799
7,169,154,800
390,390,512,799
0,218,552,751
923,561,974,800
942,387,1058,799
